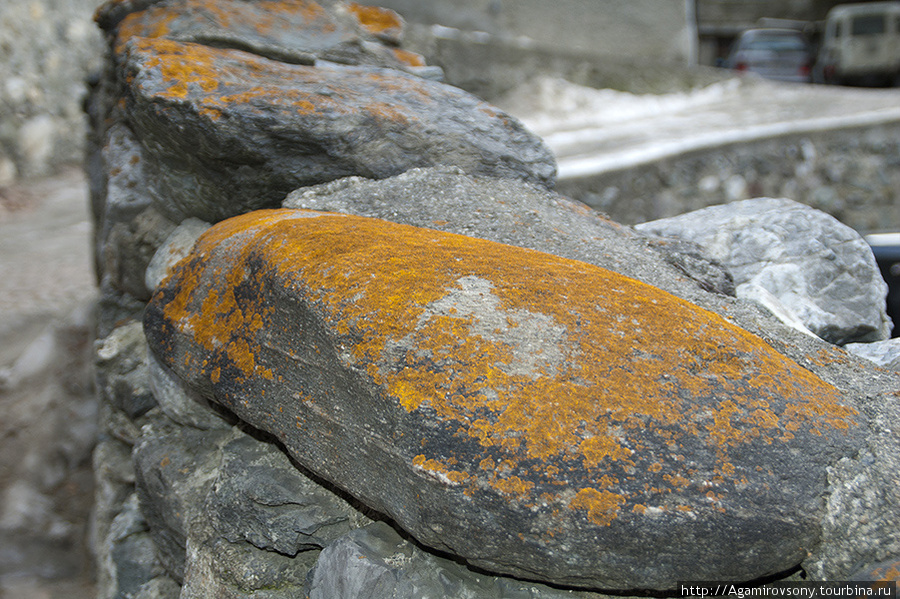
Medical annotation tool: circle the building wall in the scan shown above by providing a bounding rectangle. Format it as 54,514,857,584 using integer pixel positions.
376,0,696,64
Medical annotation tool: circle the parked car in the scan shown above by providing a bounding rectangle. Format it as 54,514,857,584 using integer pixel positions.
866,232,900,337
817,1,900,86
725,28,813,83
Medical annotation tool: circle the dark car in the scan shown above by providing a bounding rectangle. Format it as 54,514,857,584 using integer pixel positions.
867,233,900,337
725,28,813,83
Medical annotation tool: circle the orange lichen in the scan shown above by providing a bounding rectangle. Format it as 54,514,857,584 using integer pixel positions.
570,488,627,526
490,475,535,498
123,37,428,125
116,0,333,52
347,3,402,36
392,48,426,67
157,209,858,528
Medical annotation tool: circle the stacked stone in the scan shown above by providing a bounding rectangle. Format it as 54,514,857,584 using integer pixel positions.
87,1,900,597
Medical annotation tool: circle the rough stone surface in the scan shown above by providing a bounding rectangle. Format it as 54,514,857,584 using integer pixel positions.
284,166,732,299
117,35,554,223
145,217,211,293
306,522,592,599
849,558,900,582
108,0,426,72
132,407,372,593
636,198,892,345
148,351,230,430
145,209,863,590
95,321,157,419
805,381,900,580
132,414,230,582
99,493,168,599
205,434,369,555
844,339,900,371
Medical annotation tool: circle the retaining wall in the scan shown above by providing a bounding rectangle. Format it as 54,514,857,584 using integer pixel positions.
557,119,900,234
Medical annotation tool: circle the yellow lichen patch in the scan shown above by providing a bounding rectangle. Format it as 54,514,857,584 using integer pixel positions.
115,0,332,52
490,475,535,499
580,436,633,469
156,209,858,528
392,48,426,67
124,37,431,125
570,488,627,526
347,3,403,37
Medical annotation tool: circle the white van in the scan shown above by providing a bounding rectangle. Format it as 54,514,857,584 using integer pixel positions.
817,1,900,85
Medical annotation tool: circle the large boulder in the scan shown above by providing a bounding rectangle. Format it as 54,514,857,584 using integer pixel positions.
635,198,892,345
115,35,554,223
104,0,426,72
144,208,863,591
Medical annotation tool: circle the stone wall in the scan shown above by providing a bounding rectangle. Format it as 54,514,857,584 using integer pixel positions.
557,119,900,233
86,1,900,597
0,0,104,182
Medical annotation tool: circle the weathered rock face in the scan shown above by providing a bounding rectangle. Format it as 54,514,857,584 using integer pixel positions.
635,198,892,345
144,208,863,590
107,0,422,70
92,0,555,225
284,166,735,298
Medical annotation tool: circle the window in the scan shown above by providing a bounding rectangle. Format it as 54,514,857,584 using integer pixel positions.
852,14,886,36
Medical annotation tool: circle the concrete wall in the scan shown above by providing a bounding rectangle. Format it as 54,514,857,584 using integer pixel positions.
556,120,900,234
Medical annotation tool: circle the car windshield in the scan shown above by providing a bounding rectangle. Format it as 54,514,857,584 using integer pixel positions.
742,34,807,52
852,14,887,35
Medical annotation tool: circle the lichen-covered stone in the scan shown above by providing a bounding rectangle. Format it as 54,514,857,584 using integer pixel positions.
106,0,422,70
284,166,734,297
145,209,863,590
117,35,554,222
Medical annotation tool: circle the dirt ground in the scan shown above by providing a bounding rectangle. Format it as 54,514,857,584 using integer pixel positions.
0,167,97,599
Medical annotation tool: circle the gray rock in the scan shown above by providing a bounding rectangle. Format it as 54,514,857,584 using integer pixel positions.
284,167,729,298
145,209,864,590
147,351,230,430
98,493,168,599
132,576,182,599
95,123,155,290
120,38,555,223
95,321,157,420
635,198,892,345
306,522,597,599
133,409,371,591
805,381,900,580
92,438,137,598
180,522,318,599
207,434,369,555
145,217,211,293
133,414,230,582
844,338,900,370
102,206,179,301
103,0,424,73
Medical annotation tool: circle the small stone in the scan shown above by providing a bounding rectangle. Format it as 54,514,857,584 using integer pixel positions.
144,218,211,293
844,338,900,370
306,522,585,599
636,198,892,344
94,322,157,420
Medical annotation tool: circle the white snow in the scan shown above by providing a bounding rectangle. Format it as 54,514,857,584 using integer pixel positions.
499,75,900,179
